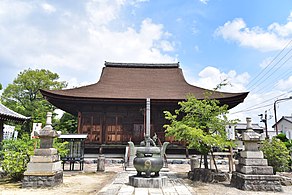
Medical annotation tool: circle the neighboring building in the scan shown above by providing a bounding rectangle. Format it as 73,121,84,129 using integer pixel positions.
40,62,248,148
272,116,292,139
0,103,30,141
234,123,264,136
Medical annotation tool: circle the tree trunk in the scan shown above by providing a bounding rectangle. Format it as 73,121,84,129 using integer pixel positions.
203,154,208,169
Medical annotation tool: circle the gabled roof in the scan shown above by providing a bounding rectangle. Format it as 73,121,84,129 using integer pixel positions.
272,116,292,128
0,103,30,122
40,62,248,113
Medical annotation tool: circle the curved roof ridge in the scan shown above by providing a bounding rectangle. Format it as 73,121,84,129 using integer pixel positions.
104,61,179,68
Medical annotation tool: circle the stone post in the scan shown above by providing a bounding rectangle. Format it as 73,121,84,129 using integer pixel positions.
230,117,282,192
97,154,105,171
190,155,199,171
22,112,63,188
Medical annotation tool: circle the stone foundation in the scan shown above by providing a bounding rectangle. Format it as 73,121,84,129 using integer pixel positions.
188,168,229,183
230,172,282,192
22,171,63,188
129,175,167,188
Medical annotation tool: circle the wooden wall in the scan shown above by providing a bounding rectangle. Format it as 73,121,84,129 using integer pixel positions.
77,103,175,145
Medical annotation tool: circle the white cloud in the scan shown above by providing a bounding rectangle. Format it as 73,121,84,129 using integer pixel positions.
268,21,292,37
41,3,56,14
288,11,292,21
277,76,292,90
199,0,209,5
85,0,126,26
215,18,290,52
0,0,176,86
191,66,249,92
0,0,33,21
259,57,273,68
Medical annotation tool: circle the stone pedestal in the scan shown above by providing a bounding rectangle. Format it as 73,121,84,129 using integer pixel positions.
129,175,167,188
230,117,282,192
22,112,63,188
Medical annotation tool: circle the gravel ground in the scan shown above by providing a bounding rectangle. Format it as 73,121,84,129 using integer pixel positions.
1,163,292,195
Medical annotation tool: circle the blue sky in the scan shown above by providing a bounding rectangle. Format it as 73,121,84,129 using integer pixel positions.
1,0,292,130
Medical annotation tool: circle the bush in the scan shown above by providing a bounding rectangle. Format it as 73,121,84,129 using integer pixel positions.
53,138,69,158
0,135,68,181
0,134,36,181
261,137,291,173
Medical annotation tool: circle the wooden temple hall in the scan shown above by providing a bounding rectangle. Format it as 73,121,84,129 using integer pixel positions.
40,62,248,152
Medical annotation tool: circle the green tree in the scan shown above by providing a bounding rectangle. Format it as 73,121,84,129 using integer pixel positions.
0,83,2,90
1,69,67,131
54,112,78,134
164,95,235,169
275,133,292,149
261,137,290,173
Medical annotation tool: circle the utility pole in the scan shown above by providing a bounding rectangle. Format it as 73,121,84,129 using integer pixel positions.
259,111,268,139
274,96,292,135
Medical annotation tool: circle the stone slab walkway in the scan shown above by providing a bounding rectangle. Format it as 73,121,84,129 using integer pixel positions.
98,171,195,195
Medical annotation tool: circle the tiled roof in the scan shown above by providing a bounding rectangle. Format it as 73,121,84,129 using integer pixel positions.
40,62,248,115
41,62,248,101
0,103,30,122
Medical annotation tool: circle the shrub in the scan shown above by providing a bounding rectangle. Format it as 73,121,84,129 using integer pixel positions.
0,134,36,181
0,135,68,181
53,138,69,158
261,137,291,173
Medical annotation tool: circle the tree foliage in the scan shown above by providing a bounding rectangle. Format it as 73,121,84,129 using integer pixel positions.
261,137,290,173
0,134,36,181
54,112,78,134
275,133,292,150
164,95,236,168
1,69,67,129
0,134,69,181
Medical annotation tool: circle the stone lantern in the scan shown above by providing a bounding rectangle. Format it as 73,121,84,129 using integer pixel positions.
23,112,63,188
230,117,282,191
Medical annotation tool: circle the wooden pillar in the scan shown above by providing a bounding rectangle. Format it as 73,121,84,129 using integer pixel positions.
0,120,3,142
77,112,82,134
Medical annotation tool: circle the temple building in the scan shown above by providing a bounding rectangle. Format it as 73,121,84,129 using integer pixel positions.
40,62,248,149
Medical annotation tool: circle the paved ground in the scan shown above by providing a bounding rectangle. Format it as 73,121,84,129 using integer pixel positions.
98,171,196,195
1,161,292,194
94,162,292,195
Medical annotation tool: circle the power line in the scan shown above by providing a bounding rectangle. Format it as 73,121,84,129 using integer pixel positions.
229,91,292,114
249,42,292,91
246,39,292,89
252,56,292,94
255,69,292,94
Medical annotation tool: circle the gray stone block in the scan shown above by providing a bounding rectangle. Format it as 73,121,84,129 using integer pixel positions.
129,175,167,188
230,172,282,192
22,171,63,188
238,158,268,166
24,161,62,175
240,151,263,159
34,148,58,156
236,164,274,175
30,155,59,163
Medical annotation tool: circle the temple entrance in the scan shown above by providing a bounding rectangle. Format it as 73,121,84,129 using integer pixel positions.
105,116,123,143
80,113,102,144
